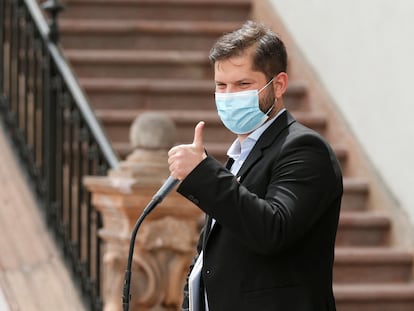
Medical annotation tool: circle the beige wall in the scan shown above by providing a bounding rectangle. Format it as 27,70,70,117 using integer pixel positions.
270,0,414,223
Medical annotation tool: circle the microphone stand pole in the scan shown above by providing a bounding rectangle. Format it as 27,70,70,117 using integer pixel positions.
122,177,179,311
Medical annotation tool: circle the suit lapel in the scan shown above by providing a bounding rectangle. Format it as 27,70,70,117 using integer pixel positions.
236,111,296,180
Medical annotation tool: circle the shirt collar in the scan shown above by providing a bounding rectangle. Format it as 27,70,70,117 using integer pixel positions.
227,108,286,159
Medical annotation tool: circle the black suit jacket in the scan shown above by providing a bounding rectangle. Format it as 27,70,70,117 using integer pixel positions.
178,111,343,311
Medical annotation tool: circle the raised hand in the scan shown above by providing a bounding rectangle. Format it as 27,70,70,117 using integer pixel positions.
168,121,207,180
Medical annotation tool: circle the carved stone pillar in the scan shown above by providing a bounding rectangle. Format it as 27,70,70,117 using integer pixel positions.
84,113,202,311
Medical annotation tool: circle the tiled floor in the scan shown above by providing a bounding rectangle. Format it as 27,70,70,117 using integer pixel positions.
0,122,85,311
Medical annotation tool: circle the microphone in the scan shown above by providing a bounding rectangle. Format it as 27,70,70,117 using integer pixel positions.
143,176,180,214
123,175,179,311
155,175,180,200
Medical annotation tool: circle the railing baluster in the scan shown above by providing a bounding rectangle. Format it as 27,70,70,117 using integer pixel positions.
15,1,27,156
8,0,16,127
72,113,80,274
55,75,64,240
0,0,5,93
42,48,53,220
82,129,90,296
86,137,94,298
76,120,85,281
93,156,106,311
23,8,30,151
86,138,104,311
34,35,44,192
15,2,22,135
28,28,39,178
67,99,75,254
60,90,69,253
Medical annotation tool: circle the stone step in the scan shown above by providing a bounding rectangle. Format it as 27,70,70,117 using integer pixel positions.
61,0,251,22
334,247,413,284
334,283,414,311
95,109,328,144
79,77,308,111
337,212,391,247
59,19,242,51
341,178,369,211
65,49,213,80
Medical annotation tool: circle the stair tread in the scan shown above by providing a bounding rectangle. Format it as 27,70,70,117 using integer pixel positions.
95,108,327,126
334,283,414,300
60,19,242,34
62,0,251,23
80,77,214,91
66,0,251,5
339,211,390,227
335,247,413,263
79,77,307,94
342,178,369,192
65,49,210,64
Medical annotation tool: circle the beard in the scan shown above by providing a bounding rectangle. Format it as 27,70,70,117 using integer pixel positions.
259,87,276,115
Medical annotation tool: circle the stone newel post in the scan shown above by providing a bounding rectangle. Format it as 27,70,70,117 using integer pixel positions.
84,113,202,311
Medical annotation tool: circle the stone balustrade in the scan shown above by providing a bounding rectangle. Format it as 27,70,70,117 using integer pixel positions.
84,112,202,311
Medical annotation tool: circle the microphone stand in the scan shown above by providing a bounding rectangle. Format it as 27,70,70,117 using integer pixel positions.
122,177,179,311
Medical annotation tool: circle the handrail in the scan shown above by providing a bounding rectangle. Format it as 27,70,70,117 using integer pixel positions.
25,0,119,169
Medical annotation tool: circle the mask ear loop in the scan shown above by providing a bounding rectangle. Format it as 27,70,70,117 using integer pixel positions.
264,103,274,117
259,78,276,117
258,78,275,93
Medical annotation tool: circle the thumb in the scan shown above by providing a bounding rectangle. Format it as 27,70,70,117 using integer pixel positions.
192,121,205,148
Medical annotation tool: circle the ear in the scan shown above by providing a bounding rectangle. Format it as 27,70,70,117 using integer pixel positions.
272,72,289,98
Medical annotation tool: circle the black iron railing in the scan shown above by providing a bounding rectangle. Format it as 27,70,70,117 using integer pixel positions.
0,1,119,310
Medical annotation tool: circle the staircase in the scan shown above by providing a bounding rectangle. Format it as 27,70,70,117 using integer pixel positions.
58,0,414,310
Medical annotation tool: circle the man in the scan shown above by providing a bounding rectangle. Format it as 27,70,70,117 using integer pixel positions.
168,20,343,311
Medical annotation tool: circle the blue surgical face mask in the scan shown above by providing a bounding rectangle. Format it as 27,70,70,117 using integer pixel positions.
215,79,274,135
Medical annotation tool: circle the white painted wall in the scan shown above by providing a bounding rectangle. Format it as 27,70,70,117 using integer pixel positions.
270,0,414,223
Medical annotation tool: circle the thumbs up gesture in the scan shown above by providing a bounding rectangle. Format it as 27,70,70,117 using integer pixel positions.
168,121,207,180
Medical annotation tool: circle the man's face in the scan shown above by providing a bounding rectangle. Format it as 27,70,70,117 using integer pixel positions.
214,51,275,112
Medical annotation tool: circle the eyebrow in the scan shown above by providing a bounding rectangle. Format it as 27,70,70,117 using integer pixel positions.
215,78,253,84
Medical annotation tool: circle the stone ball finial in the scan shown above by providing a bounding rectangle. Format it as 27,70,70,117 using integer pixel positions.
130,112,176,150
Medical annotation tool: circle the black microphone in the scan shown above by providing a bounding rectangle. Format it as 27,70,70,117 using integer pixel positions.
122,176,179,311
143,176,180,214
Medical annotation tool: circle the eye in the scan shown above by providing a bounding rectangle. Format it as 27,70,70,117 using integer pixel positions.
215,83,226,90
239,82,252,88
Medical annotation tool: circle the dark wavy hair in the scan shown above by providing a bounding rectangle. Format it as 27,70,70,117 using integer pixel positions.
209,20,288,79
